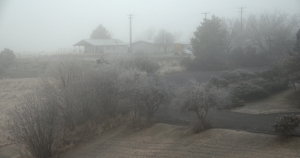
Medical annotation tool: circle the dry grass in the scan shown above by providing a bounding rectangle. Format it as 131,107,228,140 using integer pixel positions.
62,123,300,158
157,60,184,75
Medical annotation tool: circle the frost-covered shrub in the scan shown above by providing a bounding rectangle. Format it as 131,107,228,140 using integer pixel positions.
157,60,183,75
209,76,229,88
113,54,160,73
220,95,244,109
249,78,288,94
272,114,300,136
128,74,171,124
178,80,231,132
234,69,257,79
133,55,160,73
220,71,242,82
10,89,59,158
45,59,88,88
231,83,269,101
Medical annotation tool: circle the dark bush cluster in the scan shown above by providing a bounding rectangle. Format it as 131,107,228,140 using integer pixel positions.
188,55,228,71
272,114,300,136
209,68,288,104
0,48,16,74
220,71,242,82
208,76,229,88
180,57,193,69
234,69,257,79
249,78,288,94
231,83,270,101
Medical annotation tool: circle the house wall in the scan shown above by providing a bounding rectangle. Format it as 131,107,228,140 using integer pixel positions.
84,45,128,53
132,42,165,54
103,45,128,53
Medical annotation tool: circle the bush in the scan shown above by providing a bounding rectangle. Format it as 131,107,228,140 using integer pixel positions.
220,71,242,82
180,57,193,69
218,95,244,109
234,69,257,79
272,115,300,136
249,78,288,94
0,48,16,67
178,80,231,133
132,55,160,73
188,56,228,71
208,76,229,88
231,83,269,101
259,66,285,81
10,91,59,158
127,74,171,124
230,95,244,108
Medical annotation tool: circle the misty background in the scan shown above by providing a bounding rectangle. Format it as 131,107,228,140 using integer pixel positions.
0,0,299,53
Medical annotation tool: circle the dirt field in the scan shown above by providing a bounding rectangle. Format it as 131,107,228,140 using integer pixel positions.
62,123,300,158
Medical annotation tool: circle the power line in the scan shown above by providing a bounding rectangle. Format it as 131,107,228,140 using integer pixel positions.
202,12,210,19
129,14,133,53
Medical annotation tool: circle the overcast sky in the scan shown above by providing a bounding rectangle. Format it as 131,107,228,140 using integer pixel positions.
0,0,299,53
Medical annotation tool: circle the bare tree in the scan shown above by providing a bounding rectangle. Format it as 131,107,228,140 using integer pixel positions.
135,27,156,41
45,60,86,89
172,31,183,41
154,29,175,53
221,18,243,53
244,12,300,57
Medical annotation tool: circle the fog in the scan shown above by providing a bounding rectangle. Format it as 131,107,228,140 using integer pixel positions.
0,0,299,53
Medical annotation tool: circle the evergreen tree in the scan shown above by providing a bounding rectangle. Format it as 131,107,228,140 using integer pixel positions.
90,24,111,39
191,15,227,57
190,15,227,70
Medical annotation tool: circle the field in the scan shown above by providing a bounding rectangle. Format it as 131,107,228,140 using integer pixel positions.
62,123,300,158
0,54,300,158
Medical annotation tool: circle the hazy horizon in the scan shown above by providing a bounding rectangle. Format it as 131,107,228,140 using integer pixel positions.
0,0,299,53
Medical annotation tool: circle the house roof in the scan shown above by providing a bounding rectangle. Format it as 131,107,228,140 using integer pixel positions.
132,40,155,45
74,39,127,46
132,40,155,44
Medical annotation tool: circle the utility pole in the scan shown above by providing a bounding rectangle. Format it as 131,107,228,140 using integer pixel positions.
238,7,246,36
238,7,246,47
128,14,133,53
202,12,210,19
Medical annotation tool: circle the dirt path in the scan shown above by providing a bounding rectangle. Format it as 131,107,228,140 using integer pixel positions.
63,123,300,158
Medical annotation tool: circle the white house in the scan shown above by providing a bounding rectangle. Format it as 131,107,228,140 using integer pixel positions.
74,39,128,53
